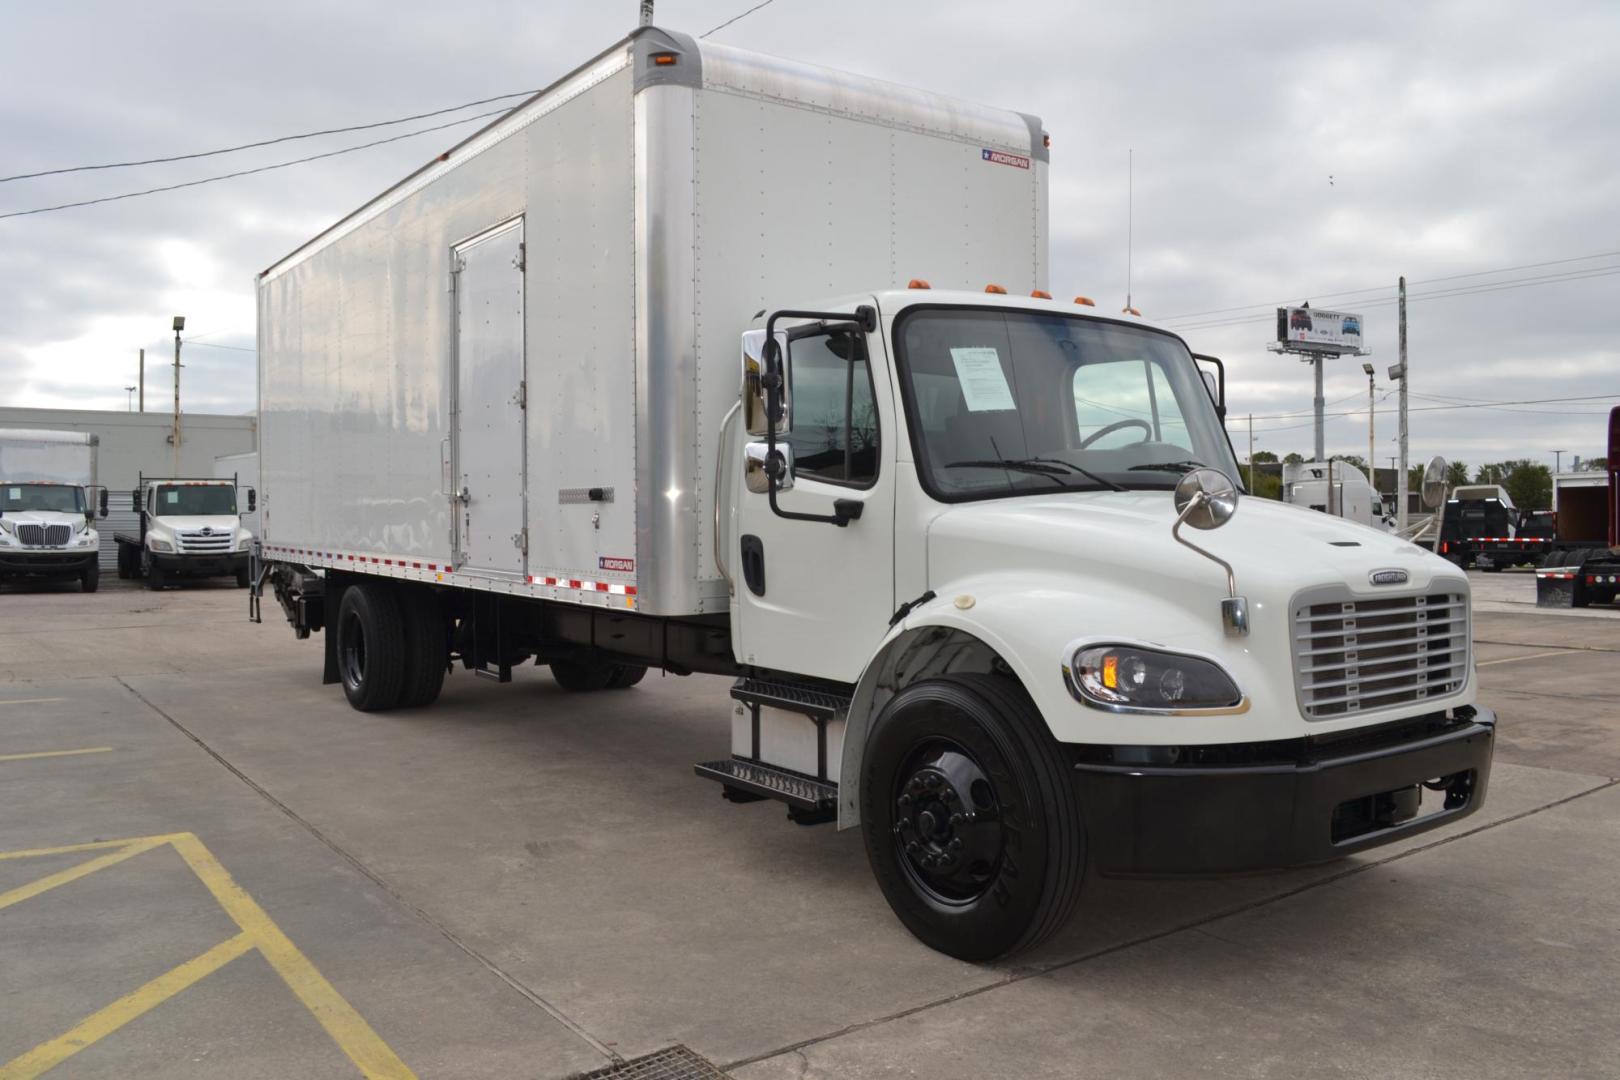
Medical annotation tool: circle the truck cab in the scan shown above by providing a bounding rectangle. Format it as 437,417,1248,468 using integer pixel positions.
116,478,256,589
0,481,106,592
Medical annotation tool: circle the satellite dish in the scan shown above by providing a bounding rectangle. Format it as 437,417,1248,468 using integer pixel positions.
1421,456,1448,510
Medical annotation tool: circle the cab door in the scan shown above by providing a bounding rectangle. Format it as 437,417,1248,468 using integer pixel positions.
732,315,896,682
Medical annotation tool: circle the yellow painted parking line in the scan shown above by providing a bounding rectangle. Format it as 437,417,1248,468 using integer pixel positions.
0,835,169,911
1477,649,1579,667
0,698,66,706
0,746,113,763
0,832,418,1080
0,933,255,1080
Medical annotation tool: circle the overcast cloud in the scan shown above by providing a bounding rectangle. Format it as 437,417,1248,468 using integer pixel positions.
2,0,1617,469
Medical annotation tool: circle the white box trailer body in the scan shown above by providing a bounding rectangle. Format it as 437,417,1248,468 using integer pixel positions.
257,27,1047,618
0,428,97,489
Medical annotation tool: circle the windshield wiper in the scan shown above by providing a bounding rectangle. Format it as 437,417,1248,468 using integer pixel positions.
944,457,1125,492
1127,460,1205,474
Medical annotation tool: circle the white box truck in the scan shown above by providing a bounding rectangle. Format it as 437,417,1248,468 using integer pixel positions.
0,428,108,592
253,25,1495,960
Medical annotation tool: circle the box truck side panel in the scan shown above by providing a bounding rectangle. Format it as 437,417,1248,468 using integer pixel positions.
260,56,632,574
523,66,636,589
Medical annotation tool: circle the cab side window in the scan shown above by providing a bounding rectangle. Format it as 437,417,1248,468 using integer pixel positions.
786,330,880,487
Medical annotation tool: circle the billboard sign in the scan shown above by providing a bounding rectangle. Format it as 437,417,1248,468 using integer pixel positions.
1276,307,1365,354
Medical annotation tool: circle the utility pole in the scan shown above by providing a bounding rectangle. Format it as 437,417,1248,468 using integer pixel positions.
1392,277,1409,532
138,348,145,412
1247,413,1254,492
171,316,185,476
1362,362,1375,491
1551,449,1565,474
1312,354,1325,462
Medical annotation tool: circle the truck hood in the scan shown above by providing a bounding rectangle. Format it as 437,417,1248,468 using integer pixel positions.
148,516,240,533
925,489,1459,613
1,510,89,530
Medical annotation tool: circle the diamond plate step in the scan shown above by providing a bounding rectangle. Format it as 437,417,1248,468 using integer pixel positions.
693,757,838,812
730,675,850,718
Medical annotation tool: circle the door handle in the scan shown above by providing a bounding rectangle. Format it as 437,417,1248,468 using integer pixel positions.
456,486,471,504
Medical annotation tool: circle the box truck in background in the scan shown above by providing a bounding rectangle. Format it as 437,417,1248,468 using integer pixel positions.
1537,408,1620,606
1282,459,1394,531
0,428,107,592
253,25,1494,960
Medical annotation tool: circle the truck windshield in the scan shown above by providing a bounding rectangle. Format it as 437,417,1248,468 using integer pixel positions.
154,485,237,516
893,309,1240,500
1,484,84,513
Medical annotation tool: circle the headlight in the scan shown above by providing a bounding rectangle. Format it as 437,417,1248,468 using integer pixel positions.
78,532,96,547
238,535,252,551
0,519,13,534
149,538,174,553
1066,644,1242,712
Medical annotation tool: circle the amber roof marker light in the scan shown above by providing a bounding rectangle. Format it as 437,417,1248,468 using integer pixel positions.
984,284,1007,294
1030,290,1052,299
907,278,931,289
652,52,678,66
1074,296,1096,307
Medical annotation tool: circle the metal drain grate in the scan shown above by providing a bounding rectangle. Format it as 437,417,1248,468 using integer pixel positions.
578,1045,732,1080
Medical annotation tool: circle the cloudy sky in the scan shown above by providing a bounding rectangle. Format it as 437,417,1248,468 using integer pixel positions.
3,0,1617,470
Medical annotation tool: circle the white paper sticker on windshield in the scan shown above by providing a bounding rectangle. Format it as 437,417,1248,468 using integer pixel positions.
164,490,178,504
950,347,1016,412
6,487,18,500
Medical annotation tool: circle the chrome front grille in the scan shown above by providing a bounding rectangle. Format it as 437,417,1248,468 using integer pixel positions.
1292,591,1469,719
16,523,71,546
177,528,233,553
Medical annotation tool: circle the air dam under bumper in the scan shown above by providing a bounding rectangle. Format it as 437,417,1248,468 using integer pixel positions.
0,549,98,576
151,551,248,577
1072,706,1495,876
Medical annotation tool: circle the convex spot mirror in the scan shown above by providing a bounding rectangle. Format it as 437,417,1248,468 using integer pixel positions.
98,487,109,518
246,487,257,513
1421,456,1448,510
1174,468,1240,530
740,329,791,437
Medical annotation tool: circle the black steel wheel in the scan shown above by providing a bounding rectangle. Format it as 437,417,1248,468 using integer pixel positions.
860,673,1084,961
335,584,406,711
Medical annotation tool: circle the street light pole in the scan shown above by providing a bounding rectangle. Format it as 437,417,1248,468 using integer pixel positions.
124,386,136,412
171,315,185,476
1362,362,1375,491
1551,449,1565,474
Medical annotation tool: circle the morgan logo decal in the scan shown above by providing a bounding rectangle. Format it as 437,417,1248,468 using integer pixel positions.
981,148,1030,170
598,556,634,573
1369,568,1409,586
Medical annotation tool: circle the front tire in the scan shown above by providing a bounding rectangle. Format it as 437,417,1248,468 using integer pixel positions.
81,562,100,593
860,674,1084,961
145,557,166,591
236,565,251,588
335,584,406,711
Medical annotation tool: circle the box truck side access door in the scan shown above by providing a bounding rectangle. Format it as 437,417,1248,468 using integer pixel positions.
732,310,897,680
452,218,527,577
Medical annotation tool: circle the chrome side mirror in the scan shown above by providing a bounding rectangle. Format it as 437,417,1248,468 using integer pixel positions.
1173,468,1239,530
1420,455,1447,510
744,441,794,494
1171,469,1247,636
740,329,790,437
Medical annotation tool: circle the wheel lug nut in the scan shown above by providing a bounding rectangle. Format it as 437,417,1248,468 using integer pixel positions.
926,775,941,788
949,812,964,825
898,794,912,806
906,841,920,854
949,838,963,850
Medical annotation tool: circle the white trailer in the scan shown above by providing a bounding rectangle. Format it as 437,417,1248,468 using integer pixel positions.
1282,459,1394,531
0,428,107,591
255,25,1494,960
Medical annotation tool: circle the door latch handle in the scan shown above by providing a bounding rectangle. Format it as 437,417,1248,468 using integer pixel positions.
455,486,471,504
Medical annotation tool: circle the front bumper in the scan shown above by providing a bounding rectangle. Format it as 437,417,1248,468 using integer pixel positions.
0,549,98,576
1072,706,1495,875
151,551,248,577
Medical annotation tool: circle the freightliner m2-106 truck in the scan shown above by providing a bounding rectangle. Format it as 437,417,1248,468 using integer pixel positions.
252,26,1495,959
115,476,256,589
0,428,108,592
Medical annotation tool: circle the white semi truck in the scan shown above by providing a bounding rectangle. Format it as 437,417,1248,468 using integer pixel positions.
0,428,108,592
115,475,256,589
1283,459,1395,531
252,26,1494,960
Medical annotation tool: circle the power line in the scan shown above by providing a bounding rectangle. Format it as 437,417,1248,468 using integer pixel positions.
182,341,255,353
1157,248,1620,323
702,0,782,38
1247,392,1620,428
1172,264,1620,332
0,91,538,184
0,107,511,221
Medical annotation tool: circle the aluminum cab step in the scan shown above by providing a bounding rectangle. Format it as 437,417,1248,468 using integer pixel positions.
729,675,851,719
694,758,838,820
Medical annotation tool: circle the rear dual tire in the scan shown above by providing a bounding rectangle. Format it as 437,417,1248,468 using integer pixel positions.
336,583,448,712
550,658,646,692
859,673,1085,962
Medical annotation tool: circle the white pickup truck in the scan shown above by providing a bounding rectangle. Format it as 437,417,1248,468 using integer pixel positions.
115,476,256,589
252,24,1494,960
0,428,107,592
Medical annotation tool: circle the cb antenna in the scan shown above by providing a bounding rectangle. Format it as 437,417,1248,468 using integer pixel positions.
1122,149,1140,317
